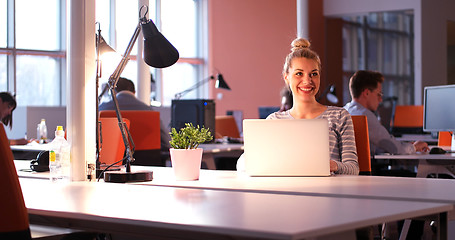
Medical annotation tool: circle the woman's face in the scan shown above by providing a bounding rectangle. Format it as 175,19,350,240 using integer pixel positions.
284,57,320,103
0,99,14,122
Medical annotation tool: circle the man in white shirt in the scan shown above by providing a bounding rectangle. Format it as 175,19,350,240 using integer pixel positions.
344,70,428,155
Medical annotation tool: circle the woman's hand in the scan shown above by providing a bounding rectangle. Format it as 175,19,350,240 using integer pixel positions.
330,160,338,172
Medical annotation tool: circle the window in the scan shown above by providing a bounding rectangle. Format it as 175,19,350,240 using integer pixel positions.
341,11,414,105
0,0,65,106
1,0,206,107
97,0,206,106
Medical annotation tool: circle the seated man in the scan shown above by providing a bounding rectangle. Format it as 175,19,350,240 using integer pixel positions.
344,70,428,155
344,70,430,240
99,77,170,161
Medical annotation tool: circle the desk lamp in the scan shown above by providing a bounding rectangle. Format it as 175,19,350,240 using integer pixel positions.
317,84,338,104
102,6,179,183
174,73,230,99
95,23,117,175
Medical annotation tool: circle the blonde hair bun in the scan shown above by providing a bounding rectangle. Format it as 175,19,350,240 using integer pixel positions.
291,38,310,52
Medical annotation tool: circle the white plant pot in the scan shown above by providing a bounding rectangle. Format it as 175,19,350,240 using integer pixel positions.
169,148,203,181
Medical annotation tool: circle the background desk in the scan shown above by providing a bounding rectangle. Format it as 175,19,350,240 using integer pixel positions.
19,177,452,240
375,152,455,178
12,143,244,170
199,143,244,169
11,143,50,160
395,134,438,144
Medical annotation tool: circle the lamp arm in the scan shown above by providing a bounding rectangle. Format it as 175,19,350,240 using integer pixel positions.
95,25,102,170
317,85,331,102
108,21,143,85
174,76,214,99
104,21,144,173
108,86,135,172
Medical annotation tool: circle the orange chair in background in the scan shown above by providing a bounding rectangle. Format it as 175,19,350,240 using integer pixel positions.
99,111,162,166
215,115,241,139
391,105,424,135
0,125,31,239
98,118,130,166
438,131,452,147
351,115,372,175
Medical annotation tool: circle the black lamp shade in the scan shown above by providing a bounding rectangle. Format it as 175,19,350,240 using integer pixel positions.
215,74,231,90
98,35,116,55
141,20,179,68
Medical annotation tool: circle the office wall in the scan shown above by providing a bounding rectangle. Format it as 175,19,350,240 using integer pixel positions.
5,106,66,140
208,0,297,119
324,0,455,104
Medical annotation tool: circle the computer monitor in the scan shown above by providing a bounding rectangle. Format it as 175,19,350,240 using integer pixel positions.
171,99,215,142
423,84,455,150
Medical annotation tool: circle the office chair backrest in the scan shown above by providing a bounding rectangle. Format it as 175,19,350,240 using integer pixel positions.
438,131,452,147
351,115,372,175
0,125,32,239
376,97,397,132
392,105,424,135
99,118,130,166
215,115,241,139
99,111,160,151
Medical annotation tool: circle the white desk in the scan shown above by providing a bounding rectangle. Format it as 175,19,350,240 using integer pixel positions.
12,143,244,169
395,134,438,144
375,152,455,178
15,161,455,205
19,178,452,240
199,143,244,169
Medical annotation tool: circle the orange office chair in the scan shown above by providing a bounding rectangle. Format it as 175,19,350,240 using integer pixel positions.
98,118,130,166
99,110,162,166
438,131,452,147
0,122,88,239
351,115,372,175
0,124,31,239
391,105,424,135
215,115,241,139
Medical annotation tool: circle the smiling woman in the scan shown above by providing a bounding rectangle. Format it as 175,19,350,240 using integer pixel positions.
266,37,359,175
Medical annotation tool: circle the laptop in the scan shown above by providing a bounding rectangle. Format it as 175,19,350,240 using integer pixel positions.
243,119,331,177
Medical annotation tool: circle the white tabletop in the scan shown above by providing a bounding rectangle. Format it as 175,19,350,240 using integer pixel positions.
128,166,455,205
16,161,455,205
199,143,244,153
395,134,438,143
374,152,455,160
11,143,51,152
19,178,452,240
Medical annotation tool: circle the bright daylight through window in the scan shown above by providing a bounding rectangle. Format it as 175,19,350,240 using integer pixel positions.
1,0,206,107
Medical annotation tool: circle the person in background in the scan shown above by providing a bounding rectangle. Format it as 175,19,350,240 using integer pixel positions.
0,92,28,145
279,85,293,112
99,77,171,155
344,70,429,155
237,37,359,175
344,70,430,240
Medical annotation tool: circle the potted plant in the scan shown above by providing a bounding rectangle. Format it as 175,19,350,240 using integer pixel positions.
169,123,213,180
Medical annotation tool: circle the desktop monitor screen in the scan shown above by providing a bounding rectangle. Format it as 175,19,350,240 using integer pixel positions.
423,84,455,132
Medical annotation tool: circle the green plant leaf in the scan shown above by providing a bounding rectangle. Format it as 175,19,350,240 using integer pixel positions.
169,123,213,149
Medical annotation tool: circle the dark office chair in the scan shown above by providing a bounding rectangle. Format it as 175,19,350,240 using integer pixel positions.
258,106,280,119
376,96,397,133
